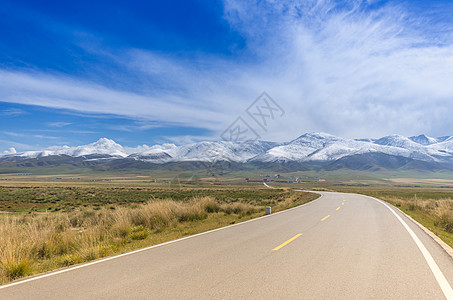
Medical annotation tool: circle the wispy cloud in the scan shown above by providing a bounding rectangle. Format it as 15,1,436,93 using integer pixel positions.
107,122,163,132
69,130,98,134
0,108,27,117
0,139,37,151
3,131,24,137
0,69,230,131
1,0,453,141
32,134,60,140
47,122,72,128
162,135,218,145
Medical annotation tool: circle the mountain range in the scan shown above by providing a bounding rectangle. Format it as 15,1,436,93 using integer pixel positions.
2,133,453,173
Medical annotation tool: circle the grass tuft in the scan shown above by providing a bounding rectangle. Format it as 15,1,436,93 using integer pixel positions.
4,259,31,280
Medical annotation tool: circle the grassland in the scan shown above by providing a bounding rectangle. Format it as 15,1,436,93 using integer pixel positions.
3,170,453,285
0,178,318,284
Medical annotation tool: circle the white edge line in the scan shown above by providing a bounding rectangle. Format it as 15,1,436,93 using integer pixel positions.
0,191,323,290
368,195,453,300
308,191,453,299
335,191,453,258
396,207,453,258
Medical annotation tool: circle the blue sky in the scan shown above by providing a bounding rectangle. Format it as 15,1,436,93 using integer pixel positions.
1,0,453,152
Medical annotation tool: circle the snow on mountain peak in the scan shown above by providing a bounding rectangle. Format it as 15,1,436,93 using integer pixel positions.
92,138,120,147
14,138,128,159
409,134,438,145
72,138,127,157
374,135,421,149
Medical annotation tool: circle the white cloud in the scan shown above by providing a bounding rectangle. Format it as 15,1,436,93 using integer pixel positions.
32,135,60,140
0,139,37,151
0,108,26,117
47,122,72,128
162,135,218,145
221,0,453,139
3,131,24,137
2,147,16,155
1,0,453,141
107,122,163,132
0,69,230,132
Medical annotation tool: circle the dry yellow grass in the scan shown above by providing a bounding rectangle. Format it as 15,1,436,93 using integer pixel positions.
0,192,318,284
379,195,453,233
0,196,218,283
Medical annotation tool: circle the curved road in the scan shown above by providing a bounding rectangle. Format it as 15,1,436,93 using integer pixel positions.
2,191,453,299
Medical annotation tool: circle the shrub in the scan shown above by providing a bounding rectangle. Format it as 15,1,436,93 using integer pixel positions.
130,226,149,240
199,197,220,213
436,213,453,234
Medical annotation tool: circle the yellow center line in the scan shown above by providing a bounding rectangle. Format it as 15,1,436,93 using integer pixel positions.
336,206,341,211
272,233,303,251
342,202,345,205
321,215,331,221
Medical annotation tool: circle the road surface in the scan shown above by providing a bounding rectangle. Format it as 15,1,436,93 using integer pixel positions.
2,191,453,299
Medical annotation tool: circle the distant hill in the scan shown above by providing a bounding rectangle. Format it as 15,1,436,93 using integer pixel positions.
2,133,453,174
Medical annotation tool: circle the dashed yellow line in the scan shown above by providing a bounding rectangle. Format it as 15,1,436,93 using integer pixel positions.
336,207,341,211
273,233,303,251
321,215,331,221
342,202,345,205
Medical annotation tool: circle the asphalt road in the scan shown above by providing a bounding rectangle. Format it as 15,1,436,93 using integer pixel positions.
2,191,453,299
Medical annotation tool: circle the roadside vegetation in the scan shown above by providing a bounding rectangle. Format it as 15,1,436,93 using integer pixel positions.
0,182,318,284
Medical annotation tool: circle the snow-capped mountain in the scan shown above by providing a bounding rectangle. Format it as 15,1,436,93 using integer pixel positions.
252,133,342,162
123,140,279,163
12,138,129,159
2,133,453,171
252,133,442,163
409,134,440,145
